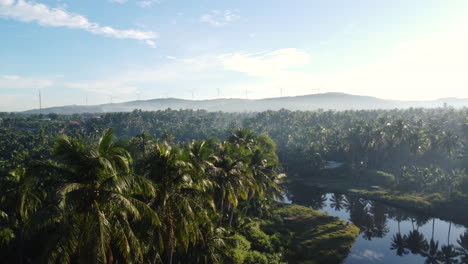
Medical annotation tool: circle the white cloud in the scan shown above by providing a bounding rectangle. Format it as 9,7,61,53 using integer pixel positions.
145,40,156,48
65,80,137,95
137,0,160,7
221,48,311,77
0,0,158,45
0,75,53,89
109,0,128,3
350,249,384,261
200,9,240,27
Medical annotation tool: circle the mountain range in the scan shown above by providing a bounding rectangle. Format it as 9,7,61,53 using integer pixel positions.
23,93,468,114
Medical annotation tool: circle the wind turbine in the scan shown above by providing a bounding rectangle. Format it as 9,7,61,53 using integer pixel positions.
108,95,119,104
38,90,42,114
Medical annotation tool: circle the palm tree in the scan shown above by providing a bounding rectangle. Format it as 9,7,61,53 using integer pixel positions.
0,167,45,264
210,141,252,226
140,142,212,264
47,129,159,264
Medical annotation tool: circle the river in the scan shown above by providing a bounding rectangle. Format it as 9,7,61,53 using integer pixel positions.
286,189,468,263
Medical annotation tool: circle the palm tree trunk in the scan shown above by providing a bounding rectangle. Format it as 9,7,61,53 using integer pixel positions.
106,244,113,264
219,198,225,225
228,207,235,226
166,246,173,264
17,229,24,264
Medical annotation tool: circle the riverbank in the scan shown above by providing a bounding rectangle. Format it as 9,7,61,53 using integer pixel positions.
273,204,360,264
300,174,468,225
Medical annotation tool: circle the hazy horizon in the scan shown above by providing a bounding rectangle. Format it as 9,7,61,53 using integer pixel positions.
1,0,468,111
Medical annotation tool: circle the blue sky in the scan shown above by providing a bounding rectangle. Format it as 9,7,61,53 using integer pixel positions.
1,0,468,111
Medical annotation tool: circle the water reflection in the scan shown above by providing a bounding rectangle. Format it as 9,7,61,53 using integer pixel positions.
288,186,468,263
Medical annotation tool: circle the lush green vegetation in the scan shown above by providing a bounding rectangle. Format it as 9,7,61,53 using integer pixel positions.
0,126,295,263
0,107,467,262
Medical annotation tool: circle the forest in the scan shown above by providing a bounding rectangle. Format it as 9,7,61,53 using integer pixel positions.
0,107,467,263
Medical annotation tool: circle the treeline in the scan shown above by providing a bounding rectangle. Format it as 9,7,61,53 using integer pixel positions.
0,128,286,264
1,107,467,201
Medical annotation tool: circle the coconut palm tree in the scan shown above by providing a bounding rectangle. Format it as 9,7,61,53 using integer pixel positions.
46,129,159,264
0,167,45,263
210,141,252,226
140,142,212,264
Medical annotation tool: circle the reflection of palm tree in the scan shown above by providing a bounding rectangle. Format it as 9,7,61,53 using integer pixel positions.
388,208,408,234
422,239,441,264
370,202,389,238
406,230,429,255
330,193,346,211
456,231,468,263
447,221,452,245
415,215,431,231
391,233,408,256
308,192,327,210
440,245,460,264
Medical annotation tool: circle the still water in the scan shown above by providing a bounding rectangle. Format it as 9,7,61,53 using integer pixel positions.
287,189,468,263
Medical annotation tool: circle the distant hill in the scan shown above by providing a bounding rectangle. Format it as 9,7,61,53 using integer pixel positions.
23,93,468,114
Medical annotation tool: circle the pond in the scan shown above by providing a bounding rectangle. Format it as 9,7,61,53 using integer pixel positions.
286,188,468,263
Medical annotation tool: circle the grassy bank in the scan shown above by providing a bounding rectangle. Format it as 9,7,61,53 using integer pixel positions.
228,203,360,264
273,204,360,264
300,169,468,225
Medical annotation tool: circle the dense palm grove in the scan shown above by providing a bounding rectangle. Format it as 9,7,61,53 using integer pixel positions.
0,126,286,263
0,107,467,262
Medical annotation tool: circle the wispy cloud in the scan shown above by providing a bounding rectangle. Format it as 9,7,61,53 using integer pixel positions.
350,249,384,262
0,0,158,45
65,80,137,95
200,9,240,27
109,0,128,4
221,48,311,77
0,75,54,89
137,0,160,7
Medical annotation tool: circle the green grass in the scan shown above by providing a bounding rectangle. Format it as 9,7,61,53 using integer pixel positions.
273,204,360,264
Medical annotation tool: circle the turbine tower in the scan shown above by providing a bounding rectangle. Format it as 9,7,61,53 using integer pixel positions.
38,90,42,114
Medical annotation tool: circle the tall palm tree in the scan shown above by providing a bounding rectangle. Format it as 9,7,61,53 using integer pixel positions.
0,167,45,264
47,129,159,264
140,142,212,264
210,142,252,226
